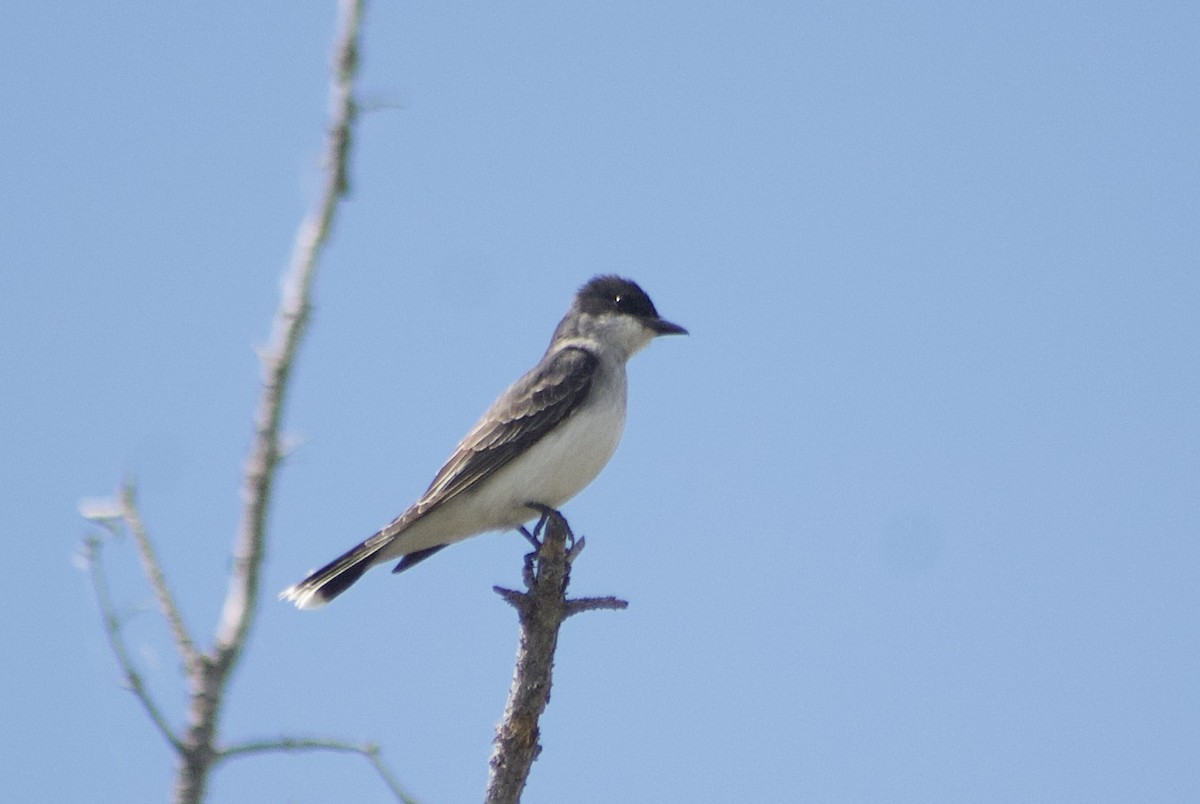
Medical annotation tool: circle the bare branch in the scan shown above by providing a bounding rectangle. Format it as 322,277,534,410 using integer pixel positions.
213,0,363,665
120,481,199,673
86,6,411,802
82,536,184,754
492,585,528,610
171,3,368,802
485,511,629,803
219,738,417,803
564,595,629,618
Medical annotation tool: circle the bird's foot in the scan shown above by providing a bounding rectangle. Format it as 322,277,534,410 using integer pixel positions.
525,502,555,541
524,502,577,551
518,525,540,549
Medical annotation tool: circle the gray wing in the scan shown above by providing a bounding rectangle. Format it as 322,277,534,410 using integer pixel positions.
282,346,601,600
385,345,600,534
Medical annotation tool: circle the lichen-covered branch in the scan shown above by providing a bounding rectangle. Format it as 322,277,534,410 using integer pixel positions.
484,511,628,804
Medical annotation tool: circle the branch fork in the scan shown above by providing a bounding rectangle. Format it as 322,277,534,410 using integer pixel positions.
485,508,628,804
77,3,415,802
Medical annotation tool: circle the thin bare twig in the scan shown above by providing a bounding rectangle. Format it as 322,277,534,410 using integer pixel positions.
485,511,628,804
83,536,184,754
120,481,199,673
219,738,416,803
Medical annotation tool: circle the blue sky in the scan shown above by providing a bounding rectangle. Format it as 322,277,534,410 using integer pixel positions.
3,2,1197,802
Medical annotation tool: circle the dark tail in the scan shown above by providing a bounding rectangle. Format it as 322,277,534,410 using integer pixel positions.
280,539,384,609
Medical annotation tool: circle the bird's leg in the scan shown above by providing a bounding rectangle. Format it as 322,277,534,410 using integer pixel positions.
525,502,577,551
525,502,555,538
518,525,540,549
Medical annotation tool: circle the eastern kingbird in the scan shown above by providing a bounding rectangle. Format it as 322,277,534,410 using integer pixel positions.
281,275,686,609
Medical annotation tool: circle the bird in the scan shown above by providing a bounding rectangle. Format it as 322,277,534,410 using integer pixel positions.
281,275,687,609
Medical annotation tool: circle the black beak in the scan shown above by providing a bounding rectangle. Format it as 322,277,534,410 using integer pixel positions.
647,317,688,336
